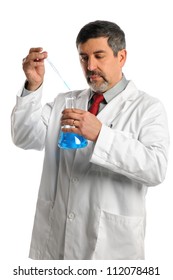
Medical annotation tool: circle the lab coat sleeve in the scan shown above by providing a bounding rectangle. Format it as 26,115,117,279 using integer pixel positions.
11,85,53,150
90,101,169,186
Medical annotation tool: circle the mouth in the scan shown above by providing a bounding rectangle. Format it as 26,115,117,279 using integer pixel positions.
89,74,101,81
87,71,103,81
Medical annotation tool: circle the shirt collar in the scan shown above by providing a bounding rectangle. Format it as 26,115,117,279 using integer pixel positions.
89,74,129,103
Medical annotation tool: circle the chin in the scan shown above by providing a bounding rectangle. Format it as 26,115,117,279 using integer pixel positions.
89,82,109,93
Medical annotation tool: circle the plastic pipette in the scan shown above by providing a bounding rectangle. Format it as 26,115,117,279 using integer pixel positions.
46,58,71,90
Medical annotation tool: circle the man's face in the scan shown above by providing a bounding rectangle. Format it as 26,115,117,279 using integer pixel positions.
78,37,126,93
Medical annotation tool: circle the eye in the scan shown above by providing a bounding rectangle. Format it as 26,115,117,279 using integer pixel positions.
80,55,88,62
95,54,105,59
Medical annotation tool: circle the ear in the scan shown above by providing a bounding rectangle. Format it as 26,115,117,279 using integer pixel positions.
118,49,127,67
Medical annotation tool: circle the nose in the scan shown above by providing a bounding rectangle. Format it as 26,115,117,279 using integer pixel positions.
87,56,97,71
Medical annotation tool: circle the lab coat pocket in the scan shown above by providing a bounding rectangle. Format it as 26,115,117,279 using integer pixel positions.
29,199,53,259
93,210,144,260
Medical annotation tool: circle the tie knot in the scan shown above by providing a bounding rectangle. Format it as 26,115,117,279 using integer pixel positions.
93,93,104,103
89,93,104,115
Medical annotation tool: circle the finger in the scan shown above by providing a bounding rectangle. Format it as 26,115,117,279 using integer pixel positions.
61,126,81,135
22,57,43,68
30,51,48,61
61,113,82,122
29,47,43,54
23,52,47,66
62,119,80,127
62,108,86,114
61,118,73,126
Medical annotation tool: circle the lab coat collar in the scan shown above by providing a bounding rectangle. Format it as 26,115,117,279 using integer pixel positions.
96,81,139,125
77,81,138,121
76,81,138,125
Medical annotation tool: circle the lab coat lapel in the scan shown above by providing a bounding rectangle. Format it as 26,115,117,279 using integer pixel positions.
97,81,138,126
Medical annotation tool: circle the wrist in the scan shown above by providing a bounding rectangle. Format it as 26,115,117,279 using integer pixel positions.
25,80,42,91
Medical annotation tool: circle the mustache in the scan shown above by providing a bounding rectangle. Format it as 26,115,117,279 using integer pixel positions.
87,70,104,79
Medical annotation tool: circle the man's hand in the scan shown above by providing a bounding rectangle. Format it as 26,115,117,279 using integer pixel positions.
61,109,102,142
22,47,48,91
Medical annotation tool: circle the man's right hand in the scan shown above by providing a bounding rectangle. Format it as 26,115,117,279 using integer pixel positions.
22,47,48,91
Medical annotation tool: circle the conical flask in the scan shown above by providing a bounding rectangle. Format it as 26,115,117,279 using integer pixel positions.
58,96,88,149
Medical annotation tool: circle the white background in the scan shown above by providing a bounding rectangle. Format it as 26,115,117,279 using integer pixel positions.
0,0,172,279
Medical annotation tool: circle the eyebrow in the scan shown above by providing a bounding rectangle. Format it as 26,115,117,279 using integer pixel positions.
79,50,106,55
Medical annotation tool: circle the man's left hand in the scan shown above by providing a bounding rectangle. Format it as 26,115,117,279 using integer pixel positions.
61,109,102,142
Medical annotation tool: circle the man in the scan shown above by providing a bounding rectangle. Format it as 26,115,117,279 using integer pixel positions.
11,20,169,260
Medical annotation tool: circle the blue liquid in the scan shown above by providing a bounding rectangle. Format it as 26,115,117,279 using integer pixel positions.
58,131,88,149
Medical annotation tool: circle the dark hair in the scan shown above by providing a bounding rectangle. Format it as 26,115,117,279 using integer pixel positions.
76,20,126,56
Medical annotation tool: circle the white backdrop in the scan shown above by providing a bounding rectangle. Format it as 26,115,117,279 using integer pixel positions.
0,0,172,279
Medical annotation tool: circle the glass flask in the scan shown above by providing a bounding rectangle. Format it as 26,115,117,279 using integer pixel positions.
58,96,88,149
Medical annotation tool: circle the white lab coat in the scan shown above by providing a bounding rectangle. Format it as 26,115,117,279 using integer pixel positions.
11,81,169,260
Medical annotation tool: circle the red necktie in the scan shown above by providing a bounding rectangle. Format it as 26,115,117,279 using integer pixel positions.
89,94,104,115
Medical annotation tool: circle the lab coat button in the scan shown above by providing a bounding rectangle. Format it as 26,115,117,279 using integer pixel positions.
71,177,79,184
68,212,75,220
